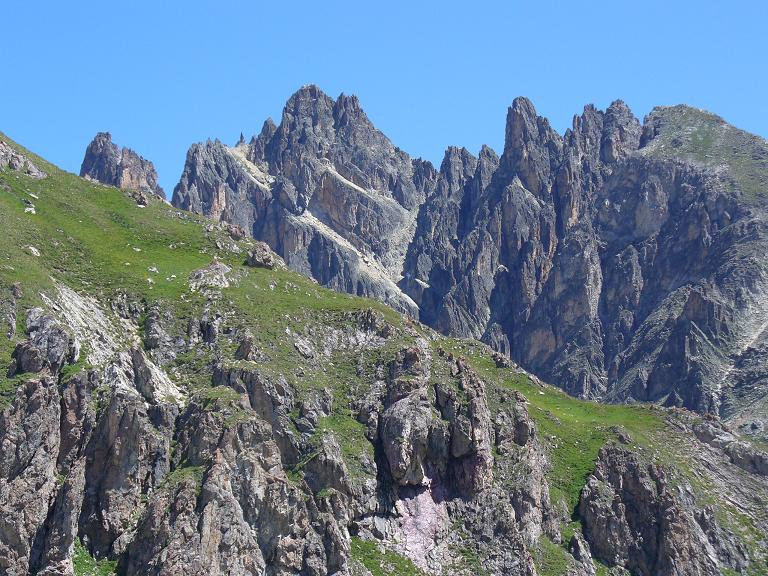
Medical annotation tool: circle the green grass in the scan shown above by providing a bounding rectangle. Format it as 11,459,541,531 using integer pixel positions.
533,536,574,576
0,132,406,411
222,272,406,396
314,414,375,478
350,537,425,576
0,133,217,405
72,539,117,576
161,463,206,495
643,106,768,202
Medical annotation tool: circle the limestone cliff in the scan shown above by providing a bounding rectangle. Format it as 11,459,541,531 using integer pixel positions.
169,89,768,438
81,132,164,198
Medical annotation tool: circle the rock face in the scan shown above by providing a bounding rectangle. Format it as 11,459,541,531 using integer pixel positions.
580,445,721,576
0,139,46,178
3,122,767,575
171,88,768,432
2,282,765,576
0,282,561,576
172,85,436,316
80,132,164,197
404,100,768,427
246,241,276,269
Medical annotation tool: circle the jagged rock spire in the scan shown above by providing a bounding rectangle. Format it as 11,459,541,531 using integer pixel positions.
80,132,164,197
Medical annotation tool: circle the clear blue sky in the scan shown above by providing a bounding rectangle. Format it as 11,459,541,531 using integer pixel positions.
3,1,766,196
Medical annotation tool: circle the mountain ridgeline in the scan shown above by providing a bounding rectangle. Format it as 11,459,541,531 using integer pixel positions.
0,115,766,576
147,85,768,435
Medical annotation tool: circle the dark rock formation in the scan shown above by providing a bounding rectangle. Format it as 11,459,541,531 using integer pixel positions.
7,308,78,377
402,102,768,429
0,296,567,576
3,127,766,576
246,240,276,269
171,87,768,430
693,419,768,476
172,86,437,316
580,445,721,576
80,132,164,197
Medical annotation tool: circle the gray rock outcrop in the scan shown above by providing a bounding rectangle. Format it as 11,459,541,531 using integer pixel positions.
172,86,436,316
579,445,721,576
80,132,164,197
0,140,46,178
170,87,768,430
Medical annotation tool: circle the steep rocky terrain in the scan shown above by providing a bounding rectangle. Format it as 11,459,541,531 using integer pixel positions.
2,133,767,575
80,132,164,199
172,86,434,316
167,87,768,440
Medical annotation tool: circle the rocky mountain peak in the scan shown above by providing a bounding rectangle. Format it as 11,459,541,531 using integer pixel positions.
275,85,336,139
501,96,564,198
438,146,478,196
247,118,277,162
80,132,164,198
601,99,641,163
564,100,640,165
259,117,277,137
4,108,768,576
172,86,438,315
169,89,768,436
333,93,369,127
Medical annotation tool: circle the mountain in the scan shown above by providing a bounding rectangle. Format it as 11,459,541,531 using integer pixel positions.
2,131,767,575
168,86,768,438
171,86,436,317
81,132,164,199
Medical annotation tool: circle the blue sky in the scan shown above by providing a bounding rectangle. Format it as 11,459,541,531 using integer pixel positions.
2,1,766,195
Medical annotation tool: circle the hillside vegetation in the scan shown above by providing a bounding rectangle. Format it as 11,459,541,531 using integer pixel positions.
1,132,766,576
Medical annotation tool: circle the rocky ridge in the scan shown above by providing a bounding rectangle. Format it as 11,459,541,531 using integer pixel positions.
0,140,46,179
171,85,435,316
166,88,768,438
80,132,164,199
1,142,766,575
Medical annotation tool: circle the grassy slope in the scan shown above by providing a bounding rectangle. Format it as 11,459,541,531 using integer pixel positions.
72,539,117,576
1,132,764,574
440,338,664,512
350,538,425,576
642,105,768,202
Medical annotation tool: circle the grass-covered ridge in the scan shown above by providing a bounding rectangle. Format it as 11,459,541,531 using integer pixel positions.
440,338,768,574
0,131,403,404
641,105,768,202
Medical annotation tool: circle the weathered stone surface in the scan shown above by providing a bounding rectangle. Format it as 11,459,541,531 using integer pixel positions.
693,419,768,476
246,240,276,269
0,140,46,178
0,286,764,576
8,309,77,377
172,86,434,316
6,92,768,576
80,132,163,197
580,445,721,576
171,89,768,429
402,98,768,429
0,377,61,576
